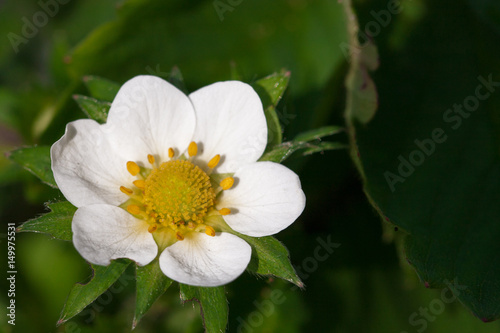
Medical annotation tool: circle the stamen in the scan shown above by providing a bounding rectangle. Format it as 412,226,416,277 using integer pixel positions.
120,186,133,195
208,154,221,169
147,154,155,165
127,204,141,215
188,141,198,157
219,208,231,215
176,232,185,241
220,177,234,190
126,161,140,176
187,221,196,229
133,179,146,189
148,224,158,233
168,147,175,158
205,225,216,237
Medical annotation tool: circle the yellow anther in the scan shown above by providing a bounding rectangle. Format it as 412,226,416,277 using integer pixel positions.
176,232,185,241
133,179,146,189
205,225,216,237
126,161,140,176
187,221,196,229
220,177,234,190
120,186,133,195
208,154,221,169
219,208,231,216
148,224,158,233
188,141,198,157
168,147,175,158
127,204,141,215
147,154,155,165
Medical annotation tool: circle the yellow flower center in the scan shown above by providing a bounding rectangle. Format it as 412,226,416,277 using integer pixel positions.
119,142,234,241
144,160,215,226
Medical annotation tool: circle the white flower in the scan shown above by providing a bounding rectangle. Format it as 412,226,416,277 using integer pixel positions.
51,75,305,287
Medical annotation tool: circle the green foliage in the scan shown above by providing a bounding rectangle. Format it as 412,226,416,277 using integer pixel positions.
8,146,57,188
134,260,173,329
239,235,303,288
73,95,111,124
344,0,500,322
260,126,346,163
180,285,228,333
252,70,290,148
58,259,132,325
17,201,76,241
83,75,120,102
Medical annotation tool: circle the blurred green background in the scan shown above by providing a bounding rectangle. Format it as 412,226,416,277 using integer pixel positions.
1,0,500,332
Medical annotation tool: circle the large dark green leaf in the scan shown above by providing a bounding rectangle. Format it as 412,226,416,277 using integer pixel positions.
17,201,76,241
345,0,500,322
180,284,228,333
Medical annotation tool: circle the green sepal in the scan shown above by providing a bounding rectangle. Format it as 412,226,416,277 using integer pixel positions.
16,201,76,241
238,234,303,288
73,94,111,124
133,259,173,329
252,70,291,149
208,215,303,288
8,145,57,188
83,75,120,102
180,284,228,333
259,125,346,162
57,259,132,326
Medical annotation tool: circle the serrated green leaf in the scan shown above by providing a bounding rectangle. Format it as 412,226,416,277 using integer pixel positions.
238,234,303,288
73,94,111,124
133,259,173,329
8,146,57,188
83,75,120,102
293,126,344,143
180,284,228,333
58,259,131,325
17,201,76,241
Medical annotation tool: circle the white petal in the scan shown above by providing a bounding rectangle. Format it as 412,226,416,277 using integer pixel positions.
106,75,196,163
218,162,305,237
159,232,251,287
72,204,157,266
51,119,133,207
189,81,267,173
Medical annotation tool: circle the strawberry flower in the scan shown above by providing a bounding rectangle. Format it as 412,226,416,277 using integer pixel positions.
51,75,305,287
